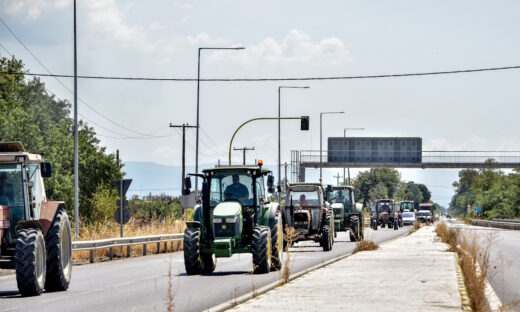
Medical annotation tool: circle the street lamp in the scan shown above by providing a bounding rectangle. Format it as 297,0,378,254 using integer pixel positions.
278,86,309,201
343,127,364,185
195,47,245,194
320,111,345,182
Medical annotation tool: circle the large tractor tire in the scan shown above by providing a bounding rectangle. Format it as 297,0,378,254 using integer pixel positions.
394,220,399,230
201,253,216,274
321,213,332,251
270,213,283,271
252,226,271,274
349,216,361,242
45,209,72,292
184,228,202,275
15,229,46,296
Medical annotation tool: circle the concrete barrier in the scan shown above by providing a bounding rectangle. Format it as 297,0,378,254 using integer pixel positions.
471,219,520,230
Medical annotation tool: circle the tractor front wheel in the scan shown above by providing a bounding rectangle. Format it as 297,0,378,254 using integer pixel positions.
16,229,46,296
350,216,361,242
184,228,202,275
394,220,399,230
201,253,216,273
252,226,271,274
45,209,72,292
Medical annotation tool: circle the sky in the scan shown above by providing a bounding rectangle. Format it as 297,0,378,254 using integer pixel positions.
1,0,519,207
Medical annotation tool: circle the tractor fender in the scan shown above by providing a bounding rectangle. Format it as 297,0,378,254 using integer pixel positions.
263,202,279,227
40,201,66,236
186,221,201,229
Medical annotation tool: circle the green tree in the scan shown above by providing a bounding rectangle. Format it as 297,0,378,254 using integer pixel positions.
355,168,400,206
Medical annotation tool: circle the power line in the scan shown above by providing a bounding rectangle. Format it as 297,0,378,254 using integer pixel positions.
2,65,520,82
0,17,163,139
0,42,13,57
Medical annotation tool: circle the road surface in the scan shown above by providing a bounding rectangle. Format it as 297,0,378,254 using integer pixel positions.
0,226,409,311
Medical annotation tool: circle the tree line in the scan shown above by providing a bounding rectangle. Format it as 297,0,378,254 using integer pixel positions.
0,55,181,224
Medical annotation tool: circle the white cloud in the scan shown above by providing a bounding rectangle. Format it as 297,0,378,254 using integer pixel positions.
1,0,69,20
206,29,352,68
80,0,154,53
148,21,164,32
186,32,229,46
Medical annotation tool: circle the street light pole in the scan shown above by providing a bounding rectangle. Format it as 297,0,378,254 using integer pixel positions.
320,111,345,183
73,0,79,239
343,127,364,185
278,86,309,202
195,47,244,195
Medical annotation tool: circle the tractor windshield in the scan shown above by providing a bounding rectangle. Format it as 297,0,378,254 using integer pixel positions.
328,189,351,205
289,191,319,207
209,172,255,207
400,201,414,212
377,202,392,213
0,163,24,208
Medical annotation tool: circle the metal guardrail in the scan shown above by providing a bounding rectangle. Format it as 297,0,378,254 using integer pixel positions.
471,220,520,230
492,219,520,223
72,233,184,263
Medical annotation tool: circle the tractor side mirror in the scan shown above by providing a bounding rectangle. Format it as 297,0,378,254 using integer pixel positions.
267,175,275,193
40,162,52,178
183,176,192,195
354,188,361,199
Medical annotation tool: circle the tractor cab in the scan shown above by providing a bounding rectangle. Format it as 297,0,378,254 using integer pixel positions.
325,185,364,242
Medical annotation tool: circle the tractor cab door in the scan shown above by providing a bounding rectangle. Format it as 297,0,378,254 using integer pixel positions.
27,164,46,220
0,163,25,240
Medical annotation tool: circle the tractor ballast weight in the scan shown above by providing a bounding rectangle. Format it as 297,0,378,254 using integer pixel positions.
183,164,283,275
0,142,72,296
283,183,334,251
326,185,364,242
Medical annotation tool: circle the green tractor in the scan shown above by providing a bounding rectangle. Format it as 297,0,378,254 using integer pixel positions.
182,163,283,275
0,142,72,296
325,185,364,242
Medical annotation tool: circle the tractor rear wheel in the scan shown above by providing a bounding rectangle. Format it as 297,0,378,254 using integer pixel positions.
184,228,202,275
350,216,361,242
16,229,46,296
201,253,216,273
45,209,72,292
270,213,283,271
321,213,332,251
252,226,271,274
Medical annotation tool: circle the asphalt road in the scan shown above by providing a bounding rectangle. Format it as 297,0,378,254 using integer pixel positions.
0,226,409,312
447,219,520,310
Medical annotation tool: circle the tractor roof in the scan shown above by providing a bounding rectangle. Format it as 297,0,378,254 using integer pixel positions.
287,183,323,191
0,142,42,164
331,185,354,191
202,165,271,175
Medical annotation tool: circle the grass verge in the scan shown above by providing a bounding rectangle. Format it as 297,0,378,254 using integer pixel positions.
352,238,379,254
435,222,493,311
409,221,421,234
73,218,184,262
279,226,297,285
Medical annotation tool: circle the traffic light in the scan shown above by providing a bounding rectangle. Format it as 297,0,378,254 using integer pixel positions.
300,116,309,131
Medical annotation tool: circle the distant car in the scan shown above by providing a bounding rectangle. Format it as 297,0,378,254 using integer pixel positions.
416,211,432,223
402,212,416,225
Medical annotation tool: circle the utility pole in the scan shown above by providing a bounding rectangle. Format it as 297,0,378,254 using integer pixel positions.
170,123,197,193
284,162,288,194
233,147,255,165
333,172,342,186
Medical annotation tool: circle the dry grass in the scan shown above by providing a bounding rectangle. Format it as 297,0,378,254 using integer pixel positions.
279,226,297,285
73,218,184,262
166,257,175,312
435,222,495,312
352,238,379,254
409,222,421,234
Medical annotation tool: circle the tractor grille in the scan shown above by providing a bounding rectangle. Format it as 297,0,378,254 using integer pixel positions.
333,208,342,219
214,221,240,238
293,213,309,229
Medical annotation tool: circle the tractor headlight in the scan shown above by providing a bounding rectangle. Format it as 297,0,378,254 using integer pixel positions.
225,216,238,223
213,218,223,223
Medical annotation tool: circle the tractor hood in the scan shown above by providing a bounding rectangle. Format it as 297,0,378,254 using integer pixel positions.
213,202,242,218
331,203,344,210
